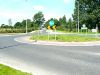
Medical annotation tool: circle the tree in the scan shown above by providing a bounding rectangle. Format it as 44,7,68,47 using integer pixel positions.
26,19,35,31
14,19,34,28
1,24,13,28
59,15,67,25
27,19,32,28
67,18,73,32
1,24,5,28
59,15,67,30
33,11,45,29
73,0,100,31
53,18,60,26
14,22,22,28
21,20,26,28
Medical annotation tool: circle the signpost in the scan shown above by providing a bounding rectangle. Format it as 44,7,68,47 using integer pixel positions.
48,20,56,30
48,20,56,40
81,24,88,34
49,20,54,26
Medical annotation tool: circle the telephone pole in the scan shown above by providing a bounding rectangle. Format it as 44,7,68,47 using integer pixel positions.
77,1,79,33
25,0,28,34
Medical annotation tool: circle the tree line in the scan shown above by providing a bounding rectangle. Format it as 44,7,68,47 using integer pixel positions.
0,11,75,33
0,0,100,33
73,0,100,32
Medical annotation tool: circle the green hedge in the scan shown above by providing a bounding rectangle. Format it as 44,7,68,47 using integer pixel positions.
0,28,34,33
30,35,100,42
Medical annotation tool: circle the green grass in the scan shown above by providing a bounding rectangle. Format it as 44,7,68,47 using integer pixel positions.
0,64,32,75
56,30,100,34
30,35,100,42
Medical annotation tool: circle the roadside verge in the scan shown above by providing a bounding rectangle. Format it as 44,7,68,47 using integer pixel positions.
14,36,100,46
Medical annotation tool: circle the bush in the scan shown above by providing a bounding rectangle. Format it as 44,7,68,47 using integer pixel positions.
0,28,34,33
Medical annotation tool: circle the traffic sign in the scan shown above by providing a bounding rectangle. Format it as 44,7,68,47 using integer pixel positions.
47,26,50,29
52,25,56,30
47,25,56,30
47,26,51,30
81,24,87,30
49,20,54,26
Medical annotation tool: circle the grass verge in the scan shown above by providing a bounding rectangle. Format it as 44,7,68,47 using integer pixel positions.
0,64,32,75
30,35,100,42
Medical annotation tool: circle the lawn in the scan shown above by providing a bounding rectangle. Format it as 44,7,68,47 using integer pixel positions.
0,64,32,75
30,35,100,42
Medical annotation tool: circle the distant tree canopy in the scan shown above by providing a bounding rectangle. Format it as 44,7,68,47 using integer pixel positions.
14,22,22,28
33,11,45,29
73,0,100,31
0,24,13,28
59,15,67,30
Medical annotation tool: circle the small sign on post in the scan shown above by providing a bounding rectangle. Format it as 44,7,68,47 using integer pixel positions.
47,20,57,40
81,24,88,34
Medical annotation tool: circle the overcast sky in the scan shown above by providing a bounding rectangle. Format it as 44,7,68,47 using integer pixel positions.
0,0,75,25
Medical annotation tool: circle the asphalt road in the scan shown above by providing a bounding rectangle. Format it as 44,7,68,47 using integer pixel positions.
0,34,100,75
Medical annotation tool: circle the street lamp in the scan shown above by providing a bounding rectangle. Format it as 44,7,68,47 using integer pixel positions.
77,1,79,33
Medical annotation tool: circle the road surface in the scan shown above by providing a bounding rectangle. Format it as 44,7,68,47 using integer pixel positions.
0,34,100,75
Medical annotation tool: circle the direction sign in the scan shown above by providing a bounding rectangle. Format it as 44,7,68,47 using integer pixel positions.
81,24,87,30
49,20,54,26
47,25,56,30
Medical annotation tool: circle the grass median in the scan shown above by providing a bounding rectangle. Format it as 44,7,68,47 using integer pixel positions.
0,64,32,75
30,35,100,42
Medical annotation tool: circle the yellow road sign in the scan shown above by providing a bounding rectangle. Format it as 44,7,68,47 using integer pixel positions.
47,26,51,30
52,25,56,30
47,25,56,30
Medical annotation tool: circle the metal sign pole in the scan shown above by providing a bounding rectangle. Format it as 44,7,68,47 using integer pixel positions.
55,29,56,40
48,32,49,40
78,1,80,33
25,0,28,34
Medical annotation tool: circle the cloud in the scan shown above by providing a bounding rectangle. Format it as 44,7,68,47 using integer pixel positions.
33,5,45,11
64,0,70,4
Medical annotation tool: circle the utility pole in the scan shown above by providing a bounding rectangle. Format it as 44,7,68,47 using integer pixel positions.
77,1,79,33
25,0,28,34
26,19,27,34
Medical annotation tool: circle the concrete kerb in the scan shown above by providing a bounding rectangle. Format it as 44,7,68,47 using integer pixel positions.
14,36,100,46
